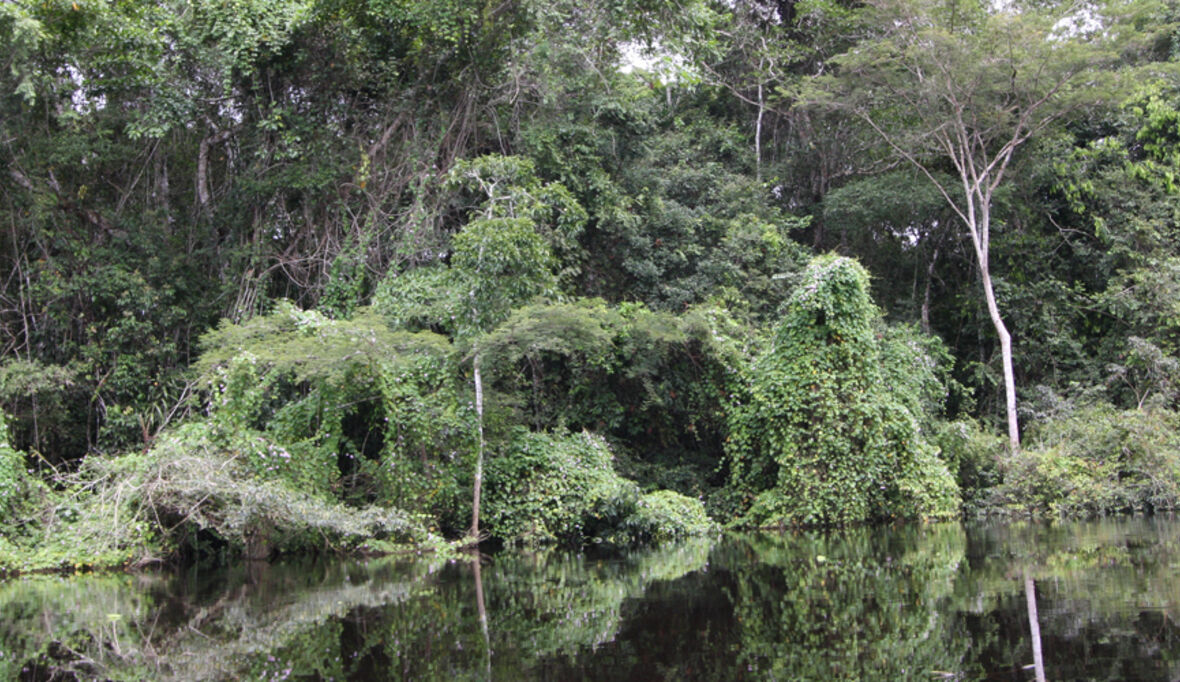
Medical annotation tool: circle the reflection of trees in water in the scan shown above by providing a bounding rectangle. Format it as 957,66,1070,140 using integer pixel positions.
0,572,164,680
0,558,438,680
379,537,715,678
490,539,714,656
717,524,971,680
717,520,1180,681
0,538,713,680
960,519,1180,680
9,520,1180,680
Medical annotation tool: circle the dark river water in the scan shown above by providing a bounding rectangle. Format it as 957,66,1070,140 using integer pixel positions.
5,517,1180,680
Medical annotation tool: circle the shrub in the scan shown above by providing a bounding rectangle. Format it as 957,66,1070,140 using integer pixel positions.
135,424,433,556
196,302,460,504
0,412,24,517
614,490,717,543
987,403,1180,516
0,417,450,573
933,418,1005,511
478,299,749,497
483,429,716,545
483,429,639,545
371,264,461,335
375,349,474,524
0,360,78,459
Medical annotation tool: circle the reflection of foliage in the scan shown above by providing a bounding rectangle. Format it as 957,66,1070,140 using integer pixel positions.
0,557,441,681
719,524,970,680
0,572,161,680
486,538,714,660
10,522,1180,679
720,525,963,678
374,537,717,679
956,520,1180,681
0,538,712,680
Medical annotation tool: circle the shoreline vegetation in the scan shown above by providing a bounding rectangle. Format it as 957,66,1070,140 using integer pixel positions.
4,257,1180,575
4,0,1180,574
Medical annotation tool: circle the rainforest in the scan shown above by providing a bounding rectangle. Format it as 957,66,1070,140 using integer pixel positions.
2,0,1180,572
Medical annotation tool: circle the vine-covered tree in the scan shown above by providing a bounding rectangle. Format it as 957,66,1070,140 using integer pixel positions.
725,255,959,526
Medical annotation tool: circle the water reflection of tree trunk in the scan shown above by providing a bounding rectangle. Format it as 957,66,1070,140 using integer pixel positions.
1025,573,1046,682
473,554,491,679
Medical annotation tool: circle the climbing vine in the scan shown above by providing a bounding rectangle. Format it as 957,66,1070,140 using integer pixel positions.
725,255,959,526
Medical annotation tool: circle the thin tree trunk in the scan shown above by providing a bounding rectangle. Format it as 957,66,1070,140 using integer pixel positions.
473,555,491,678
31,392,39,453
1025,573,1046,682
197,128,231,208
967,200,1020,451
978,261,1019,450
921,246,939,335
470,353,485,540
755,81,764,182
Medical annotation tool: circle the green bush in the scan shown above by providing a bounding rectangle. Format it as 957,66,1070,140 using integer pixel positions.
375,345,474,525
0,412,24,517
987,403,1180,516
196,302,460,503
0,360,79,460
477,298,749,498
483,429,639,545
371,264,461,335
4,302,469,571
933,418,1005,511
483,429,716,546
2,420,445,573
136,424,434,556
614,490,716,543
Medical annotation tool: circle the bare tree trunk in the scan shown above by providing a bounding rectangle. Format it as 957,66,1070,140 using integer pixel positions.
159,157,171,224
967,200,1020,451
921,246,939,335
755,80,764,182
470,353,485,541
197,128,231,208
979,260,1020,450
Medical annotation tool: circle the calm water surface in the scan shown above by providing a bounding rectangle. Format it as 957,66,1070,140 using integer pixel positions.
5,518,1180,680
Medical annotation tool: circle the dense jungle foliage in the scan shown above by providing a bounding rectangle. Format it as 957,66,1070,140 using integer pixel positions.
2,0,1180,569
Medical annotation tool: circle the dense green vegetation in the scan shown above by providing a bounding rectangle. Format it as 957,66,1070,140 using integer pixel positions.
2,0,1180,569
724,255,959,526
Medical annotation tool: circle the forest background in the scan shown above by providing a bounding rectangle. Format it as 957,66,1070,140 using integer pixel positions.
2,0,1180,570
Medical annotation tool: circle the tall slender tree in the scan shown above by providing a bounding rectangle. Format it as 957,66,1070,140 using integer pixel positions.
805,0,1155,449
446,155,584,541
